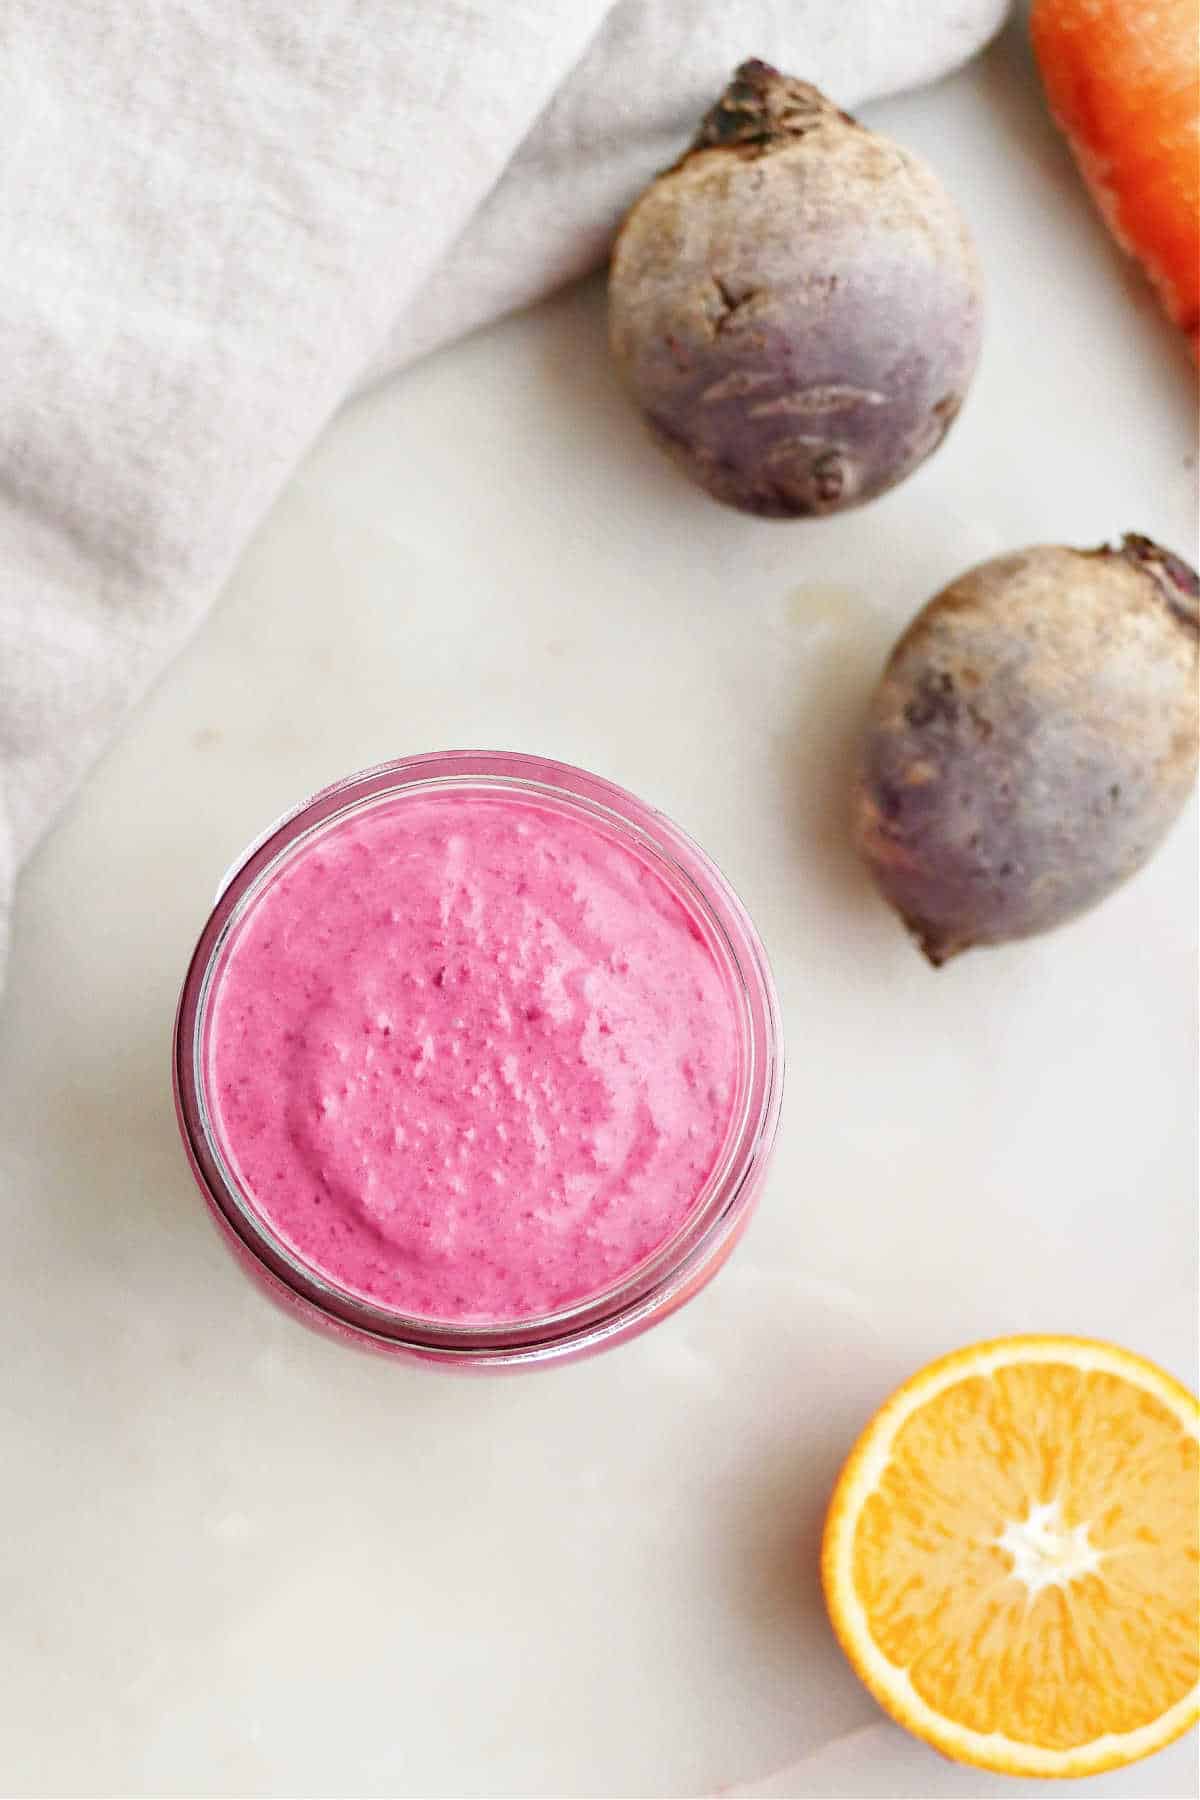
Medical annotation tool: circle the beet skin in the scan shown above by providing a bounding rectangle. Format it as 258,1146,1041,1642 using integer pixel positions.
608,60,982,517
854,537,1200,963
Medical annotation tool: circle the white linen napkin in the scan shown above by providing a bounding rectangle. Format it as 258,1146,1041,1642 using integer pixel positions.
0,0,1006,985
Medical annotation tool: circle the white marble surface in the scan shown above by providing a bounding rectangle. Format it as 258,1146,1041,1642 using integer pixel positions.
1,21,1196,1800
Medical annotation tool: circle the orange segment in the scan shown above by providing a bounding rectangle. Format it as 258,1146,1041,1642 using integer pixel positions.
823,1337,1200,1777
1031,0,1200,348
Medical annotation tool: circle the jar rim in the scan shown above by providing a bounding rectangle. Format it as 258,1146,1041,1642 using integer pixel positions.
173,751,784,1365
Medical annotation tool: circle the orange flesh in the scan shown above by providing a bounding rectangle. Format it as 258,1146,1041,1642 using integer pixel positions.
1031,0,1200,342
853,1362,1200,1748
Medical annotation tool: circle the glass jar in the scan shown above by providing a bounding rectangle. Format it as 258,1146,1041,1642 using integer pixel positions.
174,751,783,1368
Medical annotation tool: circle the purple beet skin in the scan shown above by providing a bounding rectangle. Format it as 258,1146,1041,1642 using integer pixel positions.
608,60,982,517
855,537,1200,964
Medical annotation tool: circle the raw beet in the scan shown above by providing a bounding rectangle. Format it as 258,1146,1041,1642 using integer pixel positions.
854,537,1200,963
608,60,982,517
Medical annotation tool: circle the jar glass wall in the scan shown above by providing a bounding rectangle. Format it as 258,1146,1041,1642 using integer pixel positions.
174,752,783,1368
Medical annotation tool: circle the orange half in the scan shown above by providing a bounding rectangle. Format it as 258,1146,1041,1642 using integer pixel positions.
822,1336,1200,1777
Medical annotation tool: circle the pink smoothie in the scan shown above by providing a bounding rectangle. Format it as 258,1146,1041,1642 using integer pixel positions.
205,790,741,1323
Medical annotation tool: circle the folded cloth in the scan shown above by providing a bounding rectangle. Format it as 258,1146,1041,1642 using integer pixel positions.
0,0,1007,986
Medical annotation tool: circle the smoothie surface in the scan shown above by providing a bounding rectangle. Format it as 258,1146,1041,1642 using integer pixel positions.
206,789,741,1322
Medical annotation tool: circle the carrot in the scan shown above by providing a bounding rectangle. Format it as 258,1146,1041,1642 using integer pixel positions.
1031,0,1200,352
